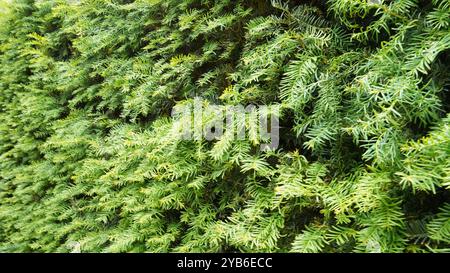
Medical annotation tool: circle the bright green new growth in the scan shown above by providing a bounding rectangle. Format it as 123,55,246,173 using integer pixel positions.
0,0,449,253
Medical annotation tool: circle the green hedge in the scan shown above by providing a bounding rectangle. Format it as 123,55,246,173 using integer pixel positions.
0,0,449,252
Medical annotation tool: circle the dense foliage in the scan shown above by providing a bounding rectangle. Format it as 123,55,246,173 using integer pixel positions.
0,0,449,253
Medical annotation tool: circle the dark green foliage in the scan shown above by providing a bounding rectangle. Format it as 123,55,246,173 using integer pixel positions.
0,0,449,252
